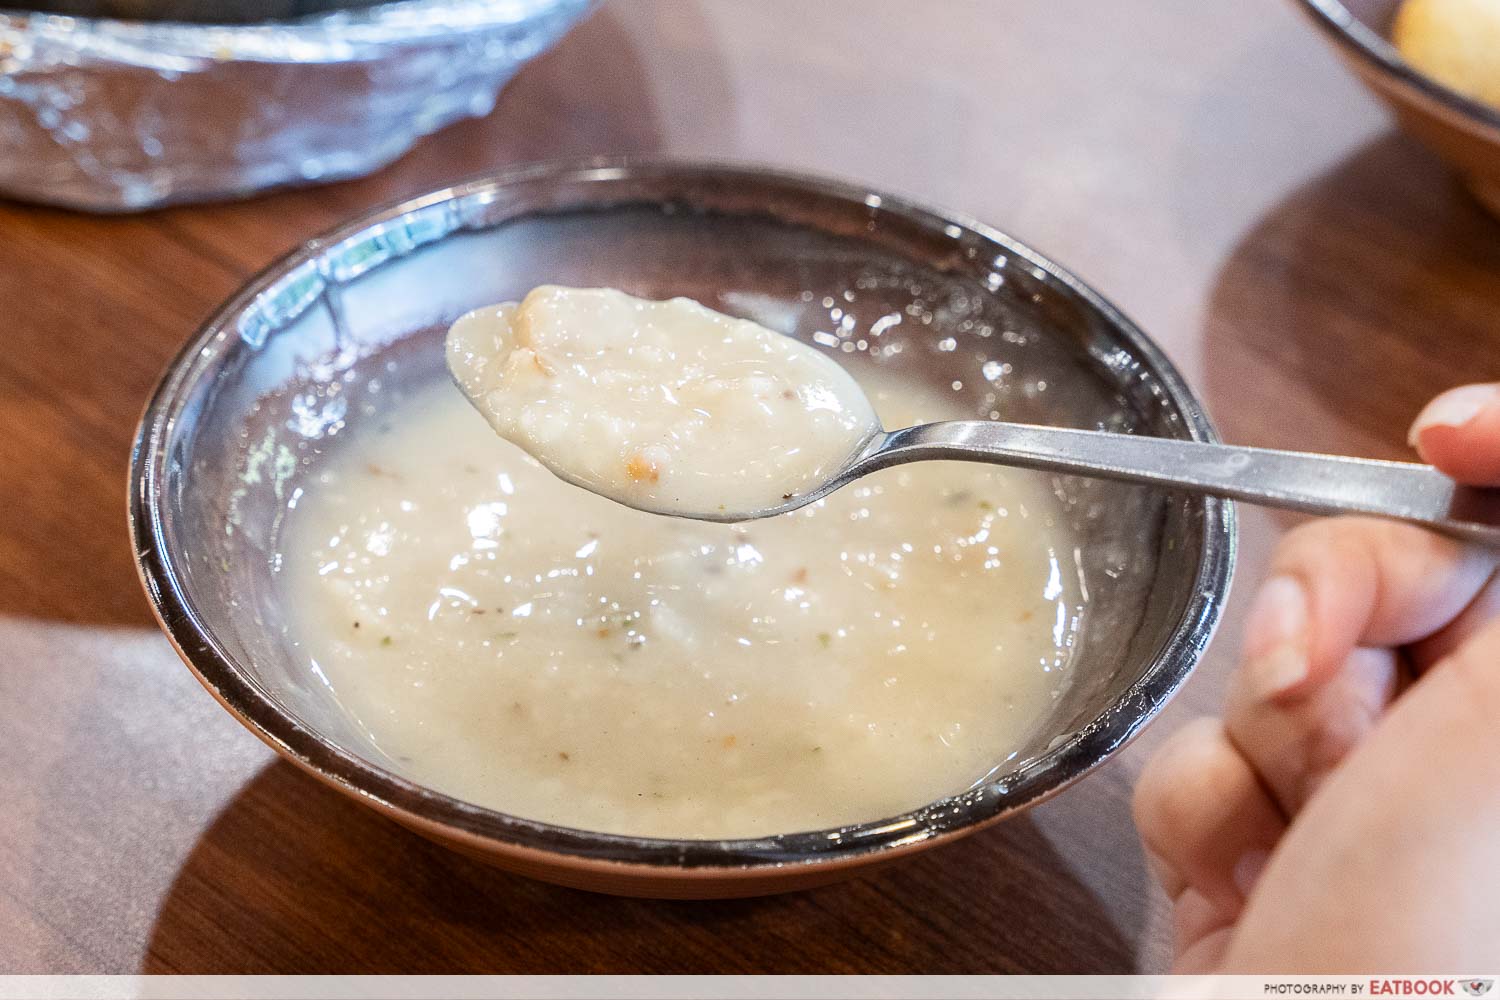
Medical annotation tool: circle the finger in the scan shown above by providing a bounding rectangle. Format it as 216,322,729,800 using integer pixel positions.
1133,717,1286,919
1172,888,1237,974
1408,383,1500,485
1409,569,1500,671
1224,518,1495,817
1227,645,1398,815
1240,518,1495,703
1224,615,1500,970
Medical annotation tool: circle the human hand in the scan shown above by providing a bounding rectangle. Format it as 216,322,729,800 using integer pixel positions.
1133,383,1500,971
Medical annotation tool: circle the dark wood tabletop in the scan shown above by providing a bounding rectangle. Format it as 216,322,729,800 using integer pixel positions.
4,0,1498,975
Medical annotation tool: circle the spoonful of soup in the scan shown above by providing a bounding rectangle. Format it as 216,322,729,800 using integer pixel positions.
448,286,1500,545
447,285,881,519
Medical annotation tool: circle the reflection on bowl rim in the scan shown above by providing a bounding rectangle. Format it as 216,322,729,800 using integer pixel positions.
1293,0,1500,139
128,158,1236,878
0,0,588,59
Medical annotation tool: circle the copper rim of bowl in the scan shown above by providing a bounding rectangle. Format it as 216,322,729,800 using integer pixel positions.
1294,0,1500,141
127,157,1236,877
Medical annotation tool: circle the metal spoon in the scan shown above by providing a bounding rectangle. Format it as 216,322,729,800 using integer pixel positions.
686,420,1500,545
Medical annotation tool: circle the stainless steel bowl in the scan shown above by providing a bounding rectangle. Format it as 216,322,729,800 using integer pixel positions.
129,159,1235,897
0,0,591,211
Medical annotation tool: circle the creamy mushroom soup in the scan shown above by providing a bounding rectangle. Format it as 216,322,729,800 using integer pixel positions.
277,368,1084,838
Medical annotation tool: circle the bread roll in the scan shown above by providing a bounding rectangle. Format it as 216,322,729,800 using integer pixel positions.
1393,0,1500,111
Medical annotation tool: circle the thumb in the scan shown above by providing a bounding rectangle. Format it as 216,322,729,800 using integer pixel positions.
1409,383,1500,485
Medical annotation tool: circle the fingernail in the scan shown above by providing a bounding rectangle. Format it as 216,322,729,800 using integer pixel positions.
1408,384,1500,447
1242,575,1309,700
1233,849,1270,898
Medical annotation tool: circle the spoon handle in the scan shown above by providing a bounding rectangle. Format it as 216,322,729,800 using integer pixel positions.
871,420,1500,546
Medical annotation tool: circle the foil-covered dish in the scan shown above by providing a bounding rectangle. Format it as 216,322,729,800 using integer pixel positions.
0,0,592,211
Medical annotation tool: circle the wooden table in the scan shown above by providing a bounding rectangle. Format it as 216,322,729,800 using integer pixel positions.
3,0,1497,975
